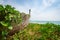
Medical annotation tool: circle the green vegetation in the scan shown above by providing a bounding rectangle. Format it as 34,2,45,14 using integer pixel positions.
12,23,60,40
0,5,22,40
6,23,60,40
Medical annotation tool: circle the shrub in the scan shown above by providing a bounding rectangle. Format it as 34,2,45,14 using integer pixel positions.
0,5,22,40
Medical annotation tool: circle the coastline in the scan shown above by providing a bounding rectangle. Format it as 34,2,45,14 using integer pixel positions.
29,21,60,25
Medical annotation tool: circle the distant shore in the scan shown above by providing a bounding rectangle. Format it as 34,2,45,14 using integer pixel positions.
29,21,60,25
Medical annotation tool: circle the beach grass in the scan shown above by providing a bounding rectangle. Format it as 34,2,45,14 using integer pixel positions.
11,23,60,40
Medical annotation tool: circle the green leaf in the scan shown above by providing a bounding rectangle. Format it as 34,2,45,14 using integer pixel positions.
0,21,8,26
8,26,13,30
2,30,8,36
0,5,4,11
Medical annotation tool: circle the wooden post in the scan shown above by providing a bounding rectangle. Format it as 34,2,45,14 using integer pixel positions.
29,9,31,16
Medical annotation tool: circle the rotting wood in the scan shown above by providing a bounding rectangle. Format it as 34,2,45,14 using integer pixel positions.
7,13,30,37
6,9,31,39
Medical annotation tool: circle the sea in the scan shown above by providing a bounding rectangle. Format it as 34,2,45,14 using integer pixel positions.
29,21,60,25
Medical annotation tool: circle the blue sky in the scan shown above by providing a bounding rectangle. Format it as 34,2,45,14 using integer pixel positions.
0,0,60,21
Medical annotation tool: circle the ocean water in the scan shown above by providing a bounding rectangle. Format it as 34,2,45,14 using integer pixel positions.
30,21,60,25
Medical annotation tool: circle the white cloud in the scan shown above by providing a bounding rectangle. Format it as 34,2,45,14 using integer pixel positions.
42,0,56,9
0,0,4,4
0,0,60,21
30,9,60,21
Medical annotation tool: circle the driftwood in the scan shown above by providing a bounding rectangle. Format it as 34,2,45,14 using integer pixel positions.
7,13,30,37
7,20,29,36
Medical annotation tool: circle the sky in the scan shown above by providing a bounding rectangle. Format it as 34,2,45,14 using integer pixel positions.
0,0,60,21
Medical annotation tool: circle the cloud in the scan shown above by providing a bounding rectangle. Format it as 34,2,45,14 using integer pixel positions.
0,0,4,4
0,0,60,21
30,8,60,21
42,0,56,9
